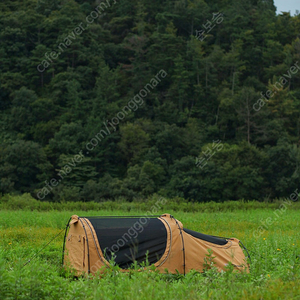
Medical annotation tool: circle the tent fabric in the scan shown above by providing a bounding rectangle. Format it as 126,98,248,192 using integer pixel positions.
63,214,249,275
182,228,228,245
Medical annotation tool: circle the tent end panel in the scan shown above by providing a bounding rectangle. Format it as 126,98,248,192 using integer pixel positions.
64,217,89,275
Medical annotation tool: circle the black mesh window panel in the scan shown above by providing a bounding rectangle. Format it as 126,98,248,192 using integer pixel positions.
183,228,228,245
87,217,167,269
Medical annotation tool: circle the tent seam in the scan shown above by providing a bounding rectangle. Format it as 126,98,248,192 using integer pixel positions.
156,216,172,267
172,216,186,275
78,217,91,274
82,218,108,267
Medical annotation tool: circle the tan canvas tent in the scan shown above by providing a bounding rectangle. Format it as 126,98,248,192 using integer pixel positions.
62,214,249,275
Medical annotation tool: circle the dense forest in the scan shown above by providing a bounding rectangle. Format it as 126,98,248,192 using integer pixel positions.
1,0,300,202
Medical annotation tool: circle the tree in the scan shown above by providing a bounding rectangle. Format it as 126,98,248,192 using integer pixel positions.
0,140,52,193
118,123,150,165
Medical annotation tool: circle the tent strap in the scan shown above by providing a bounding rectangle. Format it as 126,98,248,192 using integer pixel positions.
23,227,65,268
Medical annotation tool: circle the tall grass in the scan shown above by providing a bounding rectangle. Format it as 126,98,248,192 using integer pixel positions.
1,193,299,212
0,200,300,299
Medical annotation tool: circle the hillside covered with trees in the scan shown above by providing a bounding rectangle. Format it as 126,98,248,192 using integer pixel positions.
1,0,300,202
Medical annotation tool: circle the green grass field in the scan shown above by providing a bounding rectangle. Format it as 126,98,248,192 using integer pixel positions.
1,204,300,299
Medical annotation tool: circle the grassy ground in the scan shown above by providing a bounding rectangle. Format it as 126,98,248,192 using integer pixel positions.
0,205,300,299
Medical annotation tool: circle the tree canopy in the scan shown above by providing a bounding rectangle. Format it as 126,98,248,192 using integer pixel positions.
1,0,300,202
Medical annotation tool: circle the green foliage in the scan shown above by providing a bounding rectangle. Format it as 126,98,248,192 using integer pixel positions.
0,140,52,193
1,0,300,202
1,193,300,212
0,205,300,299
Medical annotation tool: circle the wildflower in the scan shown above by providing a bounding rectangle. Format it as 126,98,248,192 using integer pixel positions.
8,242,12,245
267,274,270,277
263,238,266,240
277,248,281,251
